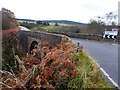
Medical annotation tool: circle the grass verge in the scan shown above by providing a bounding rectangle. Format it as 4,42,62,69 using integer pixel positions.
68,49,113,89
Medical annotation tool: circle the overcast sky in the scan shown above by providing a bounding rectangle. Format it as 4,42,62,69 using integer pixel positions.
0,0,119,23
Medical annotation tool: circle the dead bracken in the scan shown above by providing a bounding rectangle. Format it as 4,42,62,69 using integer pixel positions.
1,39,80,89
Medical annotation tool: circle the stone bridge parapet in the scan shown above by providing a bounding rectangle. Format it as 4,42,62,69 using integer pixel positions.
10,31,68,56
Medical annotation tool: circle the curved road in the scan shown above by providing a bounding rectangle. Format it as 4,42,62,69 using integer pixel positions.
70,37,119,85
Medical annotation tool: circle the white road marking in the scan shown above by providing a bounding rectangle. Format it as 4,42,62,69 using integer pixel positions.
103,43,118,46
88,55,120,89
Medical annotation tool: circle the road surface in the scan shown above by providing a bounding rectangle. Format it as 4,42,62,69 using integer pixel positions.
70,37,119,85
19,26,30,31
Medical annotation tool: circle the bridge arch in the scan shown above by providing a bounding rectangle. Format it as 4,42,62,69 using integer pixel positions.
30,41,38,54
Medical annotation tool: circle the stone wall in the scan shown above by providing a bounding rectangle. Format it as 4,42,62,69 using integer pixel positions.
50,32,120,42
10,31,65,56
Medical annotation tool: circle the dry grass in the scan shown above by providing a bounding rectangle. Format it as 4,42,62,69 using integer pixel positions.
68,49,113,89
2,37,113,89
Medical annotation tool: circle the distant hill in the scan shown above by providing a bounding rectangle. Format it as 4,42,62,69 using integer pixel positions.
40,20,87,25
16,18,36,22
16,18,87,25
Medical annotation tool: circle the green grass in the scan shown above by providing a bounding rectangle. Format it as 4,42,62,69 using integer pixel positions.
40,24,74,31
49,22,75,26
33,22,75,32
68,49,113,89
57,23,75,26
40,25,57,30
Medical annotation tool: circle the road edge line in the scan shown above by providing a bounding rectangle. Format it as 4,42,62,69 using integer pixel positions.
88,55,120,89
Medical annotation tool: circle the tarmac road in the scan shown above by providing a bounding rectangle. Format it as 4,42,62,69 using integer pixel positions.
70,37,119,86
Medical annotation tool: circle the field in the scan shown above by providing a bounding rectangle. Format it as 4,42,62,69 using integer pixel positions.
34,22,76,31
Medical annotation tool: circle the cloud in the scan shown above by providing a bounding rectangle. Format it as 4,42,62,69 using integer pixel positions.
0,0,119,23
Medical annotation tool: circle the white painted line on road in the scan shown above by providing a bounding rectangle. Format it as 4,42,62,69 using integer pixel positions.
111,44,118,46
100,67,109,77
71,39,119,89
100,67,119,88
103,43,118,46
88,54,120,89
